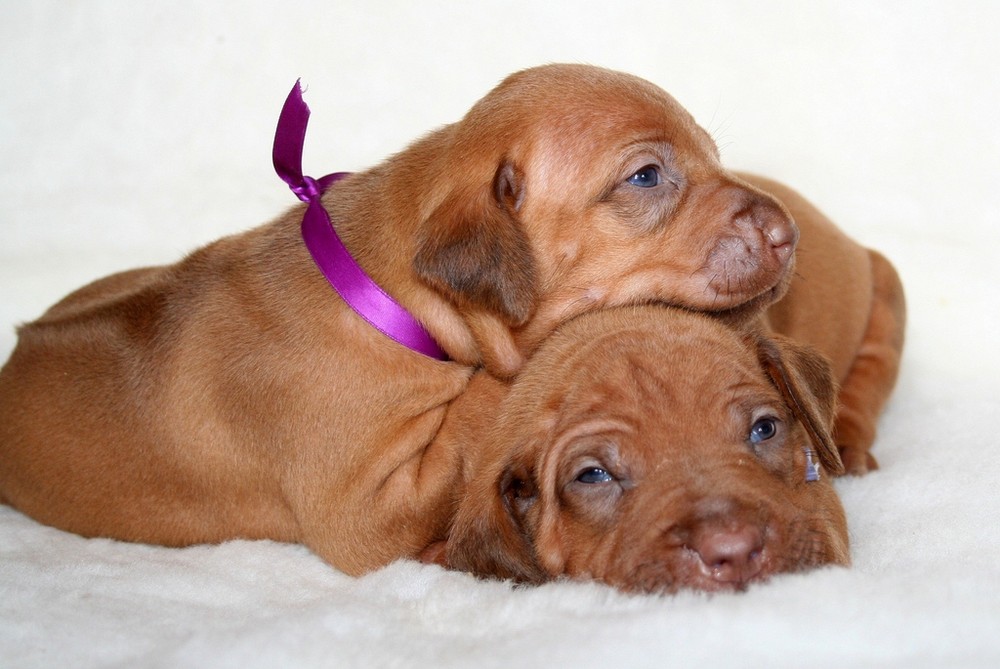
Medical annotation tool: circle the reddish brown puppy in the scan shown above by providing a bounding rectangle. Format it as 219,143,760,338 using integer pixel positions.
445,305,852,593
443,176,906,591
0,64,897,580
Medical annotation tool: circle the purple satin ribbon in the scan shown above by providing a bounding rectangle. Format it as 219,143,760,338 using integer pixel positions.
273,80,447,360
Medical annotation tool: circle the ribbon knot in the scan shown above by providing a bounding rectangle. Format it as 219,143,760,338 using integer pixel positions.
290,175,320,203
272,80,447,361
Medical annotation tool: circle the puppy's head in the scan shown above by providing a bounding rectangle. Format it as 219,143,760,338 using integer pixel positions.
445,306,848,594
415,64,797,377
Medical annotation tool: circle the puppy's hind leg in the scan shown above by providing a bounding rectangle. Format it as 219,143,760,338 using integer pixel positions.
832,250,906,475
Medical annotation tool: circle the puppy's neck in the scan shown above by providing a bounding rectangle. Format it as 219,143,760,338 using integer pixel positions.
323,166,519,372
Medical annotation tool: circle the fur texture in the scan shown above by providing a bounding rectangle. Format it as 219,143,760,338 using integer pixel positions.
0,65,903,585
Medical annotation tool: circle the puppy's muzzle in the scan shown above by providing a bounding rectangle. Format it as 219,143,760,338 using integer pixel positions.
667,496,768,589
705,188,798,300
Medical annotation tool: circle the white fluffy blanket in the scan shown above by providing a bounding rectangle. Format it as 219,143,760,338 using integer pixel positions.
3,2,999,667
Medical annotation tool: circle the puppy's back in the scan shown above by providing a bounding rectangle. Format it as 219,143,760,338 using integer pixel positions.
0,229,300,544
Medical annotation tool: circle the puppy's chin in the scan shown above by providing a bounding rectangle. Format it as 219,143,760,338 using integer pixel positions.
711,287,786,328
706,265,794,328
646,282,787,333
605,563,791,596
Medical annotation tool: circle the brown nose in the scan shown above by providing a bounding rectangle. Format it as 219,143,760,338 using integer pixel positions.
690,520,765,585
748,194,798,262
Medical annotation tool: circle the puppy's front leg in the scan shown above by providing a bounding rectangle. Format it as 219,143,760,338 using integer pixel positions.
290,369,502,575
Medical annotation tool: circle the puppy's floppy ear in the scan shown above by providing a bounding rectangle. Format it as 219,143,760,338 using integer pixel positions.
755,334,846,476
444,459,547,583
414,160,538,326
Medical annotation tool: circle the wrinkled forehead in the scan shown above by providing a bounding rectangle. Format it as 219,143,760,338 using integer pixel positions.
495,315,772,486
510,311,765,432
570,326,765,422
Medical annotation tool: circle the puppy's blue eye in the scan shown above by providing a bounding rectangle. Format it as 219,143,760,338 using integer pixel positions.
576,467,614,484
627,165,660,188
749,418,778,444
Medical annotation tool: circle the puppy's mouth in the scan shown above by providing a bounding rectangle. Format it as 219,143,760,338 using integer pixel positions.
635,266,791,330
517,253,794,355
614,554,772,596
690,215,798,316
696,254,796,321
703,281,789,327
607,513,845,595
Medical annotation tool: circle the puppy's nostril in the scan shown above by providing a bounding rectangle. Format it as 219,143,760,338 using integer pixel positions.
770,236,796,263
749,197,799,251
767,222,798,250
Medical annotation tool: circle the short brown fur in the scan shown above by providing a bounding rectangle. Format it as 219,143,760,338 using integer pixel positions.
440,173,906,592
446,307,854,593
0,65,903,584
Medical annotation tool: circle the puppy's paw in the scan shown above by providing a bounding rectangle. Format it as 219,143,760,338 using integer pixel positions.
837,445,879,476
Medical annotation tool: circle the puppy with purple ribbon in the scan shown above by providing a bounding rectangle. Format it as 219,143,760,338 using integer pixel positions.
0,65,904,586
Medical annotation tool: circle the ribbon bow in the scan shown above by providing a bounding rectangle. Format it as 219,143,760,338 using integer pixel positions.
272,81,447,360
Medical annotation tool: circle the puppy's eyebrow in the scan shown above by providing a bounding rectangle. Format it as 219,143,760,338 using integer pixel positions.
553,417,637,448
725,381,784,419
621,139,678,172
628,138,677,158
594,140,680,204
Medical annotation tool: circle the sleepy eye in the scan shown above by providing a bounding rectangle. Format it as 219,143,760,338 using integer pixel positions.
627,165,660,188
749,417,778,444
576,467,614,484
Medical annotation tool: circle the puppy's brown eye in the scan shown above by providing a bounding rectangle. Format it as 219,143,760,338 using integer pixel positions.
627,165,660,188
749,417,778,444
577,467,614,484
